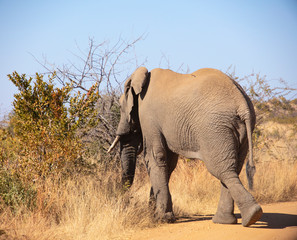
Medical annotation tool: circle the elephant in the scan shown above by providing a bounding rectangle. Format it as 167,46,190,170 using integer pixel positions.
108,67,263,227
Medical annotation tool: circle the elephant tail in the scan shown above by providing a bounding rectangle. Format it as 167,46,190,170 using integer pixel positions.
232,78,256,190
245,117,256,190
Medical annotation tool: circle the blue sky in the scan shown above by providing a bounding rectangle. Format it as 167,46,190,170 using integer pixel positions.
1,0,297,116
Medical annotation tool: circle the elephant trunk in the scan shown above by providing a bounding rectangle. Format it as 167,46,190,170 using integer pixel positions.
120,143,137,188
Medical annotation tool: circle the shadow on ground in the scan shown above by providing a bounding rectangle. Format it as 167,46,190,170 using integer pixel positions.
244,212,297,229
176,214,213,223
177,212,297,229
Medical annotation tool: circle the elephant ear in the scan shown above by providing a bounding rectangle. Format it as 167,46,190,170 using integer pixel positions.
124,67,148,123
130,67,148,95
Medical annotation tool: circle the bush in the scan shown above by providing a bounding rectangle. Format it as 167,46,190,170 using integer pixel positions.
0,170,36,212
1,72,99,183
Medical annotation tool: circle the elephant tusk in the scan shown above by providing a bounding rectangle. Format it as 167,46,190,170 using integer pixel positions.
137,141,143,155
107,136,120,153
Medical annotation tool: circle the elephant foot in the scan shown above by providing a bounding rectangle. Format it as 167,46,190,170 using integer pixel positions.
241,204,263,227
154,212,176,223
212,212,237,224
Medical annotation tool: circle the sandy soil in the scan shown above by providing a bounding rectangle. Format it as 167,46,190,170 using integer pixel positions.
127,201,297,240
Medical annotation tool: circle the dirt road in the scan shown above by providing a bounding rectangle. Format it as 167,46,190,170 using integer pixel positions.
128,201,297,240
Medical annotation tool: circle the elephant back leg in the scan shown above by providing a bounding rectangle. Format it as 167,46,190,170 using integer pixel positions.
212,182,237,224
212,138,249,224
201,131,262,227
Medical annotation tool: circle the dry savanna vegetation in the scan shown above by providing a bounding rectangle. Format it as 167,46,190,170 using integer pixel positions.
0,39,297,240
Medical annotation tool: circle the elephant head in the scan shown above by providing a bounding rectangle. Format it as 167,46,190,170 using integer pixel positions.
108,67,149,187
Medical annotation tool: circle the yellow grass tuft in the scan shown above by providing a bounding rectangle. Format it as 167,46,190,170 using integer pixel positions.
170,160,220,216
251,161,297,203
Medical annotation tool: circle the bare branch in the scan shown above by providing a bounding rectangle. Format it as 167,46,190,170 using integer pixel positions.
36,36,144,161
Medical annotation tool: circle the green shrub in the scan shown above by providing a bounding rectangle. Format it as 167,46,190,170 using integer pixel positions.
0,170,36,211
1,71,99,182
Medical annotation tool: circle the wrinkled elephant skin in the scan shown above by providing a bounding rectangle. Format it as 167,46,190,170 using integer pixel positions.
113,67,262,227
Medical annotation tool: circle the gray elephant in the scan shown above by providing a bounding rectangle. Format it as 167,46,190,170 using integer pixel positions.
108,67,263,227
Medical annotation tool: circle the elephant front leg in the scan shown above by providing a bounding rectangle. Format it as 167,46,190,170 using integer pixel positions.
151,179,174,223
145,147,175,223
212,182,237,224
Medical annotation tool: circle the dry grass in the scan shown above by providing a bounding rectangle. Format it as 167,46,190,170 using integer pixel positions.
0,168,154,240
1,122,297,239
251,161,297,203
170,160,220,216
251,121,297,202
